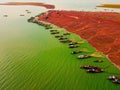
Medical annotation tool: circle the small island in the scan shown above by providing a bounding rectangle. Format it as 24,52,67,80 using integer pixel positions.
97,4,120,9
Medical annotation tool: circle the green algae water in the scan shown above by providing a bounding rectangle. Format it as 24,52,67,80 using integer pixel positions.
0,6,120,90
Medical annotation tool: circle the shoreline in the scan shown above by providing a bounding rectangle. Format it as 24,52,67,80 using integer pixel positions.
28,15,118,70
35,10,120,69
0,2,55,9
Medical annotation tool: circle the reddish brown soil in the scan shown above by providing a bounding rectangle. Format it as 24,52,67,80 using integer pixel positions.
0,2,55,9
38,10,120,67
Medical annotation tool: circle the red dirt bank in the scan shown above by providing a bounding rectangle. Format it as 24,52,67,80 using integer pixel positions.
38,10,120,67
0,2,55,9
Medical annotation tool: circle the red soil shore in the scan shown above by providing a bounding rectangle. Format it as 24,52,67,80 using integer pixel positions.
0,2,55,9
38,10,120,67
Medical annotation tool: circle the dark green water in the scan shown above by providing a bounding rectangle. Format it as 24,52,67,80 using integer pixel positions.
0,6,120,90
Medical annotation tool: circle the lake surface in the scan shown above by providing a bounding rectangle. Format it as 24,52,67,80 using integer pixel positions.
0,4,120,90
